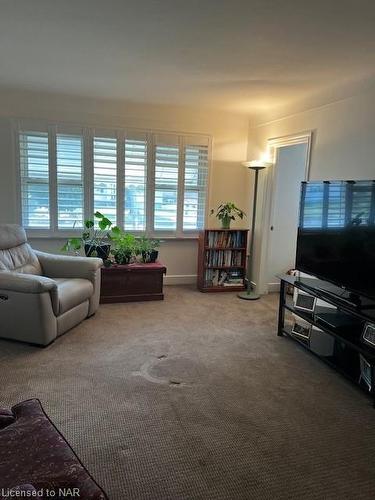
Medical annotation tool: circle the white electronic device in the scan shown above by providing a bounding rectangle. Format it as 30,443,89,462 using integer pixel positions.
291,320,311,340
294,290,316,313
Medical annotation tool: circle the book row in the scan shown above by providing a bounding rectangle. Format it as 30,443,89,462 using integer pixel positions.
206,231,245,248
205,249,243,267
204,269,244,288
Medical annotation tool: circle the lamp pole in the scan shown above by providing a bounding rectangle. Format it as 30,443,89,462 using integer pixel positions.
238,161,270,301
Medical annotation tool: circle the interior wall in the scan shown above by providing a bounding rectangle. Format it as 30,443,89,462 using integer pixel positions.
0,89,249,283
247,85,375,292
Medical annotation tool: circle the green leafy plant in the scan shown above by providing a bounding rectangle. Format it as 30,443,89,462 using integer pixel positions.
62,212,113,258
109,227,137,265
210,202,246,229
136,236,161,263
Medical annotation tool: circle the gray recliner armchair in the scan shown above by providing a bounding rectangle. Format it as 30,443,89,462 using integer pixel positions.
0,224,102,346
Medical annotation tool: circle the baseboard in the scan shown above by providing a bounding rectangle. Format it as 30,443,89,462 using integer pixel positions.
164,274,197,285
267,282,280,292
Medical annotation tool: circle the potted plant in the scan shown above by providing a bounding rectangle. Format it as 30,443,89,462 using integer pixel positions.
109,227,137,265
210,202,246,229
136,236,161,263
62,212,113,259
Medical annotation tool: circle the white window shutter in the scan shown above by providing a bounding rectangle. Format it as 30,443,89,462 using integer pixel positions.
183,143,209,230
154,134,180,231
56,134,84,228
124,137,147,230
19,131,50,228
18,125,210,235
93,137,117,224
154,139,179,231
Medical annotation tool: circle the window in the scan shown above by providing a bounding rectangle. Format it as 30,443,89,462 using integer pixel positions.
18,123,210,236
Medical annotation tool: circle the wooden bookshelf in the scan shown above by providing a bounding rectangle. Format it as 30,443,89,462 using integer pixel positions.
197,229,248,292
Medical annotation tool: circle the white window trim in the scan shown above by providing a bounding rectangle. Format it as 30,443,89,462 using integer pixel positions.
14,118,212,239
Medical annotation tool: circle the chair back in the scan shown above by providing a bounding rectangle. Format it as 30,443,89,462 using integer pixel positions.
0,224,42,275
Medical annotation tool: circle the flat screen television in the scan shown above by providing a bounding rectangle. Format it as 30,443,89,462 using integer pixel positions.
295,180,375,300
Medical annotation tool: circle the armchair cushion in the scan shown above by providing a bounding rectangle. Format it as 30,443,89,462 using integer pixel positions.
55,278,93,315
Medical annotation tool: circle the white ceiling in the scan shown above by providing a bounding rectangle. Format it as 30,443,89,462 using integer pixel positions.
1,0,374,121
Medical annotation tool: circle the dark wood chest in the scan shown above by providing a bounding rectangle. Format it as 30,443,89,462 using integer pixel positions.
100,262,167,303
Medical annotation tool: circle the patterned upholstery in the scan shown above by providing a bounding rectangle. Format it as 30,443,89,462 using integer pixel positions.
0,399,107,500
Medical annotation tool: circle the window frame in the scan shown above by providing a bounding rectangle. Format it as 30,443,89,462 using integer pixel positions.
14,119,211,239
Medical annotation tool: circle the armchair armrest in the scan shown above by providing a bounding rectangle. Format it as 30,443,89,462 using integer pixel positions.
0,408,15,430
35,251,102,283
0,271,57,294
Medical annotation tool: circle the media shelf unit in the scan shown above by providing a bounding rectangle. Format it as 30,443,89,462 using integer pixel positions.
197,229,248,292
278,274,375,406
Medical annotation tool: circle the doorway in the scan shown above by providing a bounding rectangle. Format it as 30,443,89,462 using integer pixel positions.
256,133,312,294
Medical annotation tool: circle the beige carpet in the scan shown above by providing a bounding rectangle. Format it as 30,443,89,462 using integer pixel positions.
1,286,375,500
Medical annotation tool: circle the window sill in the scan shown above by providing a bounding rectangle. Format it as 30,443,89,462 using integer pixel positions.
26,230,199,241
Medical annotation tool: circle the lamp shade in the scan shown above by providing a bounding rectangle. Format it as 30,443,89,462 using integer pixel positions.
242,160,272,170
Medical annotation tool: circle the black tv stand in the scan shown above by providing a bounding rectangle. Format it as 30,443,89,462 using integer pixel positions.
277,274,375,407
314,287,360,309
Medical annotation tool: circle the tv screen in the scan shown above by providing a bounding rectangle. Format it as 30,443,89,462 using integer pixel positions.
296,180,375,300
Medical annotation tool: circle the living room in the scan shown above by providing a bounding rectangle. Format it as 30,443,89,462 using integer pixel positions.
1,1,375,499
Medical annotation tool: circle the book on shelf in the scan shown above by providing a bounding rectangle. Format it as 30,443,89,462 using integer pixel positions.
204,269,244,288
212,270,220,287
207,230,245,248
218,271,228,285
205,249,243,267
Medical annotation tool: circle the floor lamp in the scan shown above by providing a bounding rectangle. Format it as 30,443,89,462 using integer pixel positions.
238,160,271,301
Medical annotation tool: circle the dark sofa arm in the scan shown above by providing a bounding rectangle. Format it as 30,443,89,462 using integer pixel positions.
0,409,15,429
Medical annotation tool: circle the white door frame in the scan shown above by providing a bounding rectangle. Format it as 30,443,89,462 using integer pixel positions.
256,131,313,294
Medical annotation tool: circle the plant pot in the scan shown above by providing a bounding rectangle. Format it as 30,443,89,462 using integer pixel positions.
142,250,159,263
221,217,231,229
84,244,110,259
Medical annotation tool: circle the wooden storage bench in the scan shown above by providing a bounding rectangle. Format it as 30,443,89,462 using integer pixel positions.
100,262,167,303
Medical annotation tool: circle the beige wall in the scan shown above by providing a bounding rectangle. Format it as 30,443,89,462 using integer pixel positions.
0,89,249,283
247,85,375,292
